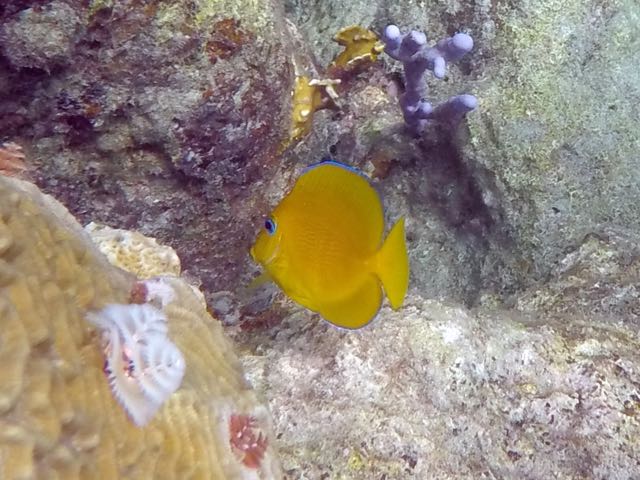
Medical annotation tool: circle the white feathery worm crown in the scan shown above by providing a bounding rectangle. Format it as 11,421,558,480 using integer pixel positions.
87,302,185,426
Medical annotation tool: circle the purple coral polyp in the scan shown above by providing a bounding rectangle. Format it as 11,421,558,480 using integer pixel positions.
382,25,477,132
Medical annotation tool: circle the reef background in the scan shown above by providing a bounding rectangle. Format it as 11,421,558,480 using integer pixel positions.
1,0,640,478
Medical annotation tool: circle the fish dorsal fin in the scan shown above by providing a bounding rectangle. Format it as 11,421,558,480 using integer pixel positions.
303,158,368,179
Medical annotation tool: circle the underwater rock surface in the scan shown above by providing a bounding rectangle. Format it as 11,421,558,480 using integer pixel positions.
239,274,640,478
234,222,640,478
0,0,292,306
1,0,638,308
2,0,640,477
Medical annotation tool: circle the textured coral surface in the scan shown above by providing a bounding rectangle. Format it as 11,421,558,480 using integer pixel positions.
86,221,181,279
0,177,281,479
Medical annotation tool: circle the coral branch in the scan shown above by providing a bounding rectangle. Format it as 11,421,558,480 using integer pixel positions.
382,25,477,132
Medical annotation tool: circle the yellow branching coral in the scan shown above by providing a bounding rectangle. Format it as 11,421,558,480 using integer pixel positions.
330,25,384,70
0,177,282,479
285,25,383,146
289,75,341,142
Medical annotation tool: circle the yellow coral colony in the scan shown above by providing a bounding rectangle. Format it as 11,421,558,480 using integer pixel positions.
289,75,341,142
0,176,281,479
330,25,385,69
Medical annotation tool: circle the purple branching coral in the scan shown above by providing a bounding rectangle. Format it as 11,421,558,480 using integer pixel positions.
382,25,477,133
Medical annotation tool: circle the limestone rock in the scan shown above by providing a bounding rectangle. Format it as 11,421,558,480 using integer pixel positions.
0,1,83,70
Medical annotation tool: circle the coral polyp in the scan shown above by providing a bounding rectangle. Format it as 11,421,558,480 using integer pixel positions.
87,303,185,427
229,414,269,469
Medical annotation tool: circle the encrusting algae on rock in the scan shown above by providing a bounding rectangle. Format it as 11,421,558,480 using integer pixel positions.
0,176,282,479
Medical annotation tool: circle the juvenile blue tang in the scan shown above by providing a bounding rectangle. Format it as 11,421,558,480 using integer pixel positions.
250,160,409,329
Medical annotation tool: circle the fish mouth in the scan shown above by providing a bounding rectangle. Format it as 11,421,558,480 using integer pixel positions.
263,242,280,266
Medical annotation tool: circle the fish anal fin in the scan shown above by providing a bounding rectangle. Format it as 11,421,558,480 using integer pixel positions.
318,275,383,329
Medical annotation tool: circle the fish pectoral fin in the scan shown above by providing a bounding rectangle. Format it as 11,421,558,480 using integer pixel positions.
247,270,272,290
318,275,383,329
238,271,273,302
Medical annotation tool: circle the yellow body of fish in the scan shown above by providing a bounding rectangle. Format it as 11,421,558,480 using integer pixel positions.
250,160,409,329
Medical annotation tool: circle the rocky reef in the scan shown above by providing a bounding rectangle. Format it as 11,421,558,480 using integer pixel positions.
2,0,640,478
238,228,640,477
0,176,281,479
0,0,292,307
2,0,636,310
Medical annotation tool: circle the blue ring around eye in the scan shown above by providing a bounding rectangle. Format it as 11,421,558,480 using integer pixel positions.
264,218,276,235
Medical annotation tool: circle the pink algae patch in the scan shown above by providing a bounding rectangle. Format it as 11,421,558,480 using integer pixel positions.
0,142,29,178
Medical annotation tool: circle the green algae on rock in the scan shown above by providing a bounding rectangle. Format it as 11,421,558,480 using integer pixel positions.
465,0,640,286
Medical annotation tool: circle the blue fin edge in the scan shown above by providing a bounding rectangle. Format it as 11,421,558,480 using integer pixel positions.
303,157,368,179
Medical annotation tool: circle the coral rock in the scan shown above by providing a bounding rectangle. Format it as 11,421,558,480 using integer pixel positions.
85,222,181,279
0,1,83,71
0,177,281,479
242,293,640,479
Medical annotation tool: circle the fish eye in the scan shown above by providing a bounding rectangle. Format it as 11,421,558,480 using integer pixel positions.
264,218,276,235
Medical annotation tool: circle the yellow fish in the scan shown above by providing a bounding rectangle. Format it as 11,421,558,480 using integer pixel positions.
250,159,409,329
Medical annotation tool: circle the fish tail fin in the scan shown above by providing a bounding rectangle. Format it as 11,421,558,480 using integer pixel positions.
374,217,409,309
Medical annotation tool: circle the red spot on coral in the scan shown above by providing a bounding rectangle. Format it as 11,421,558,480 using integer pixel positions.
229,414,268,469
129,281,149,304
